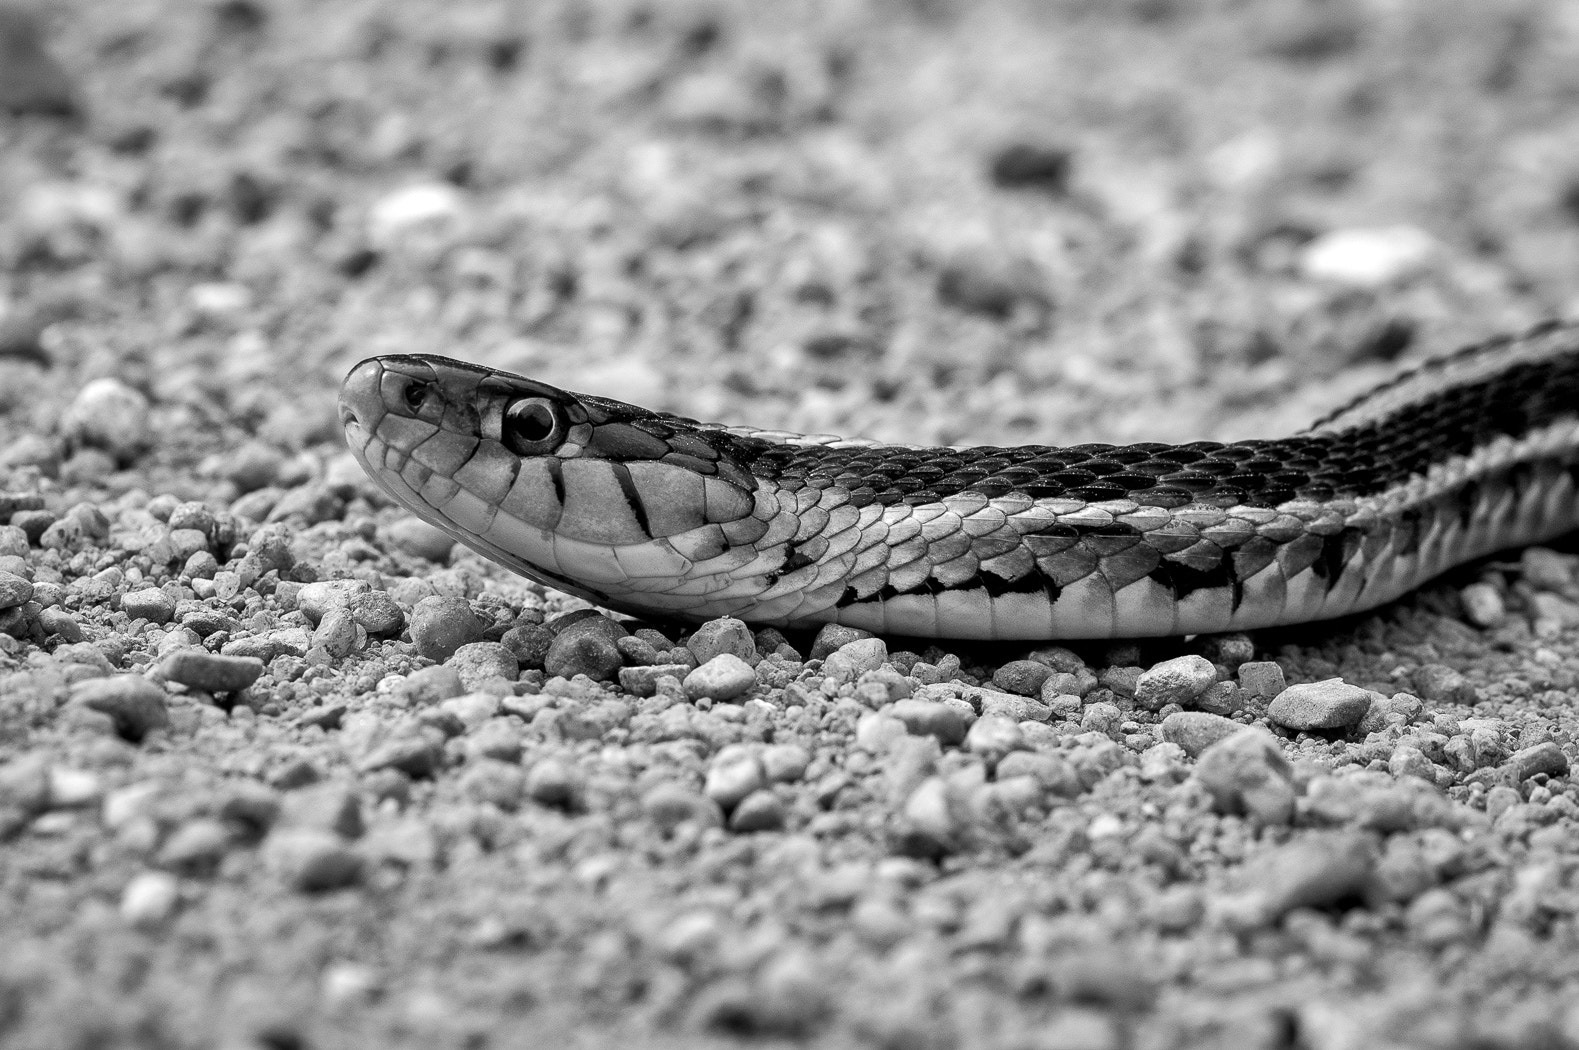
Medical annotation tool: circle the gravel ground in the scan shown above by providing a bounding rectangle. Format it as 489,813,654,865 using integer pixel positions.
5,1,1579,1048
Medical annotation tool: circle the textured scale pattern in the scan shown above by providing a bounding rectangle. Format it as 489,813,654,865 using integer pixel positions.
338,320,1579,639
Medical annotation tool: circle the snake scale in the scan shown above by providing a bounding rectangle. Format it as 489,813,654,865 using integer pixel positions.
339,320,1579,640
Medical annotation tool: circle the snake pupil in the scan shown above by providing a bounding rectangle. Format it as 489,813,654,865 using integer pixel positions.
503,397,562,454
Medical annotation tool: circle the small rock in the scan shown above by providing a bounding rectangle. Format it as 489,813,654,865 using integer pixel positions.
617,664,691,697
1520,547,1573,590
69,675,169,741
995,751,1082,798
1080,702,1122,737
1236,661,1286,699
705,746,766,810
121,871,181,927
1510,742,1570,783
988,141,1072,193
761,744,811,783
358,734,443,777
121,587,176,624
295,579,371,624
729,790,786,832
501,623,554,669
855,712,908,752
459,760,526,809
936,245,1048,319
809,623,872,661
890,698,970,745
1268,679,1373,731
63,378,152,461
963,713,1025,762
990,660,1054,697
1159,711,1244,757
383,516,455,561
643,782,724,831
0,7,78,117
263,829,362,891
1218,832,1376,928
684,653,757,702
408,596,484,661
1134,655,1215,710
396,665,465,705
159,651,264,693
1299,226,1435,288
278,783,363,838
1411,664,1476,705
1194,728,1296,826
0,570,33,610
1460,583,1505,628
822,638,887,680
347,591,404,635
525,758,581,809
1388,744,1437,781
447,642,518,690
543,629,623,682
368,183,466,244
311,607,359,659
686,617,757,664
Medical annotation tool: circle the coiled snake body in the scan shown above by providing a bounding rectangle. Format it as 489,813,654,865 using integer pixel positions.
339,321,1579,639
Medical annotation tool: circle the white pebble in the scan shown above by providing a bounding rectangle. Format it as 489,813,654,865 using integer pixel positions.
121,871,180,927
63,378,152,460
1300,226,1435,288
368,183,466,243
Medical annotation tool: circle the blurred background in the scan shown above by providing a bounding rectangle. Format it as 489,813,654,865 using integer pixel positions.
3,0,1579,470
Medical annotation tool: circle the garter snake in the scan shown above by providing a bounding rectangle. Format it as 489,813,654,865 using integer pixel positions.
338,321,1579,639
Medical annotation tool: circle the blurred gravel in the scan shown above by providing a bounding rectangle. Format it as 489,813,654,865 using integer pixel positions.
4,1,1579,1049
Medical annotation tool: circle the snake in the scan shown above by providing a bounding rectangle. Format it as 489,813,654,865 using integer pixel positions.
338,320,1579,640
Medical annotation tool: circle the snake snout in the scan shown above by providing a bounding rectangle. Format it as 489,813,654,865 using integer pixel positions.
338,359,385,433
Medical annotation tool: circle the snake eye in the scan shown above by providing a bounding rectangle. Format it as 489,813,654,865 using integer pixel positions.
502,397,564,454
402,379,433,413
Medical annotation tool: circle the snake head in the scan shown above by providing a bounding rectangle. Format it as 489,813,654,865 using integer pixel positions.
339,355,766,605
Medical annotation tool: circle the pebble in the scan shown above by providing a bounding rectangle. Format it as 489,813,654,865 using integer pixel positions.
1080,702,1122,737
408,596,484,661
159,651,264,693
69,675,170,741
1159,711,1244,757
358,735,443,777
0,6,77,117
159,818,232,871
121,871,181,928
705,745,767,809
822,638,888,680
501,623,554,669
935,245,1048,319
279,783,364,838
990,659,1054,697
1133,655,1215,710
1267,679,1373,731
728,790,786,832
0,570,33,609
1193,727,1296,825
1299,225,1435,287
642,782,724,831
761,744,811,783
121,588,176,624
1520,547,1572,590
347,591,404,635
963,714,1025,762
383,516,456,561
263,829,362,891
1411,665,1476,705
1236,660,1286,698
1388,744,1437,781
447,642,519,690
395,665,465,705
988,141,1072,193
1510,742,1570,782
294,579,371,624
809,623,872,661
1217,832,1376,928
617,664,692,698
686,617,757,664
544,629,623,682
62,378,152,461
438,692,499,730
368,182,467,244
684,654,758,702
995,751,1082,797
1459,583,1505,628
855,712,908,752
900,776,971,853
312,607,359,659
890,698,970,745
524,758,581,809
459,760,526,809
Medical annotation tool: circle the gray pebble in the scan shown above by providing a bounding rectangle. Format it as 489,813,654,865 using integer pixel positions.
69,675,169,741
1387,745,1436,781
347,591,404,635
855,712,908,752
1098,665,1141,698
614,634,662,665
1041,671,1095,700
1268,679,1373,731
312,607,359,659
40,607,82,642
1080,702,1122,737
544,630,623,682
963,713,1025,762
1218,832,1375,929
159,651,264,693
396,665,466,705
617,664,692,698
295,579,371,624
686,617,757,664
1459,582,1505,628
459,760,526,809
0,570,33,609
1521,547,1573,590
447,642,518,690
1237,661,1286,698
501,623,555,669
684,653,758,702
822,638,888,680
358,734,443,777
121,872,181,928
995,751,1082,797
263,829,362,892
409,596,484,661
63,377,151,460
121,587,176,624
1194,727,1295,826
761,743,811,783
384,516,456,561
890,698,970,745
990,659,1054,697
1134,655,1215,710
525,757,582,809
1510,742,1570,782
0,525,28,557
1411,664,1476,705
705,746,767,808
1159,711,1244,757
158,818,232,871
728,790,786,832
643,783,724,831
808,623,873,661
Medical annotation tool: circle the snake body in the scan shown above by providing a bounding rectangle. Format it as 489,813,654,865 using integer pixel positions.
338,321,1579,639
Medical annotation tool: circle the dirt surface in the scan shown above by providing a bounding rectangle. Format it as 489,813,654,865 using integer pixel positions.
5,1,1579,1048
